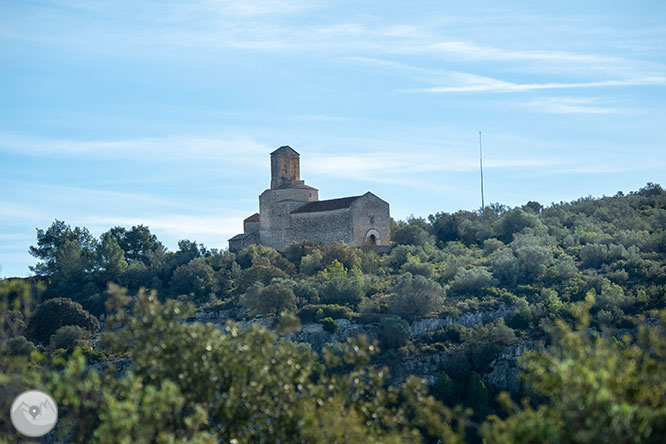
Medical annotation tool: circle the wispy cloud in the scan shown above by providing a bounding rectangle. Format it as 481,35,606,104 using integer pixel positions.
82,214,242,242
405,75,666,94
206,0,314,17
0,133,269,164
521,96,625,115
307,151,564,182
422,41,618,65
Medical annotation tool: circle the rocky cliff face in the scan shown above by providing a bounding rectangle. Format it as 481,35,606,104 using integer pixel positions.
184,305,526,390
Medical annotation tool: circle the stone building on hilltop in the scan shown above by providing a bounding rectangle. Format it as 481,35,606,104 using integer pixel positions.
229,146,390,252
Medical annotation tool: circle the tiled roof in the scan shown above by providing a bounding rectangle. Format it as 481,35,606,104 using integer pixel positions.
244,213,260,223
291,196,361,214
270,145,299,156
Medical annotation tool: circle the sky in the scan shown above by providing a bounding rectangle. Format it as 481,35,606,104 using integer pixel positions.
1,0,665,277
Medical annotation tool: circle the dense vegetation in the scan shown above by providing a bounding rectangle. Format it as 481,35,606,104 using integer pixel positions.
1,183,665,442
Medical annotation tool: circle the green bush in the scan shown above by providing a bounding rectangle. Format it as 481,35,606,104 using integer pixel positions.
317,276,365,307
50,325,91,350
388,273,445,318
319,317,338,334
449,268,497,296
297,304,353,323
2,335,37,356
235,265,288,294
241,280,297,316
26,297,99,345
377,317,411,349
170,257,217,302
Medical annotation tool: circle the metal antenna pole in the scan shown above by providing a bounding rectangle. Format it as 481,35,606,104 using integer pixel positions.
479,131,485,210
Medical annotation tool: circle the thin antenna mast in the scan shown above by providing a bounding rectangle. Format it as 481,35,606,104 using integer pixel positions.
479,131,485,210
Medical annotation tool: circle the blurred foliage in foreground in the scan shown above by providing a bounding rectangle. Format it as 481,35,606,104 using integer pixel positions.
1,285,467,444
2,285,666,443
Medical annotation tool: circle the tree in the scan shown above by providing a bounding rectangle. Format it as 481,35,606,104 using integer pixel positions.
317,275,365,307
170,258,217,302
481,307,666,444
393,224,432,246
242,280,298,316
105,225,165,266
25,297,99,345
98,232,128,276
30,220,97,276
388,272,445,318
30,220,99,276
449,268,497,296
321,242,361,270
494,209,545,243
235,264,288,294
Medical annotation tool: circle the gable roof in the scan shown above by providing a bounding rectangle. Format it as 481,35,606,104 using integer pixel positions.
291,196,361,214
270,145,300,156
244,213,260,223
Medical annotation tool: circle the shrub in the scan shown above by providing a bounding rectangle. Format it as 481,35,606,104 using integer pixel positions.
317,276,365,307
170,258,217,302
377,317,410,349
235,265,288,294
428,324,468,344
300,250,324,275
293,280,319,304
321,242,361,270
494,208,545,243
580,243,609,268
50,325,91,350
319,317,337,334
2,335,37,356
449,268,497,296
241,281,297,316
393,225,431,246
388,273,445,318
26,297,99,345
297,304,353,323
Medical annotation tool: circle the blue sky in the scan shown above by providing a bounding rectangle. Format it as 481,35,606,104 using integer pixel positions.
1,0,665,277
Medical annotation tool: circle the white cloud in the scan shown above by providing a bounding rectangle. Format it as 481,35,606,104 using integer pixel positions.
422,41,618,65
82,214,242,241
0,133,269,164
406,75,666,94
206,0,314,16
521,97,625,114
307,151,563,182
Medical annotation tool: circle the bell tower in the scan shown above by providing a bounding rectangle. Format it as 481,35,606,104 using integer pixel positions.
270,145,301,189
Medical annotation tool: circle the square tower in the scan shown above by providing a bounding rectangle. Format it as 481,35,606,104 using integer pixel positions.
270,145,302,189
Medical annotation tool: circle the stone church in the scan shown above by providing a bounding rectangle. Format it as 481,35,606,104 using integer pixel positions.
229,146,390,252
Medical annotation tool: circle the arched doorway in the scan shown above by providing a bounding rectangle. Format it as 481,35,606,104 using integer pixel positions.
365,229,380,247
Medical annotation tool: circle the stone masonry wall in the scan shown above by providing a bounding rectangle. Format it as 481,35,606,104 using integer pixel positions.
350,194,391,247
289,208,353,247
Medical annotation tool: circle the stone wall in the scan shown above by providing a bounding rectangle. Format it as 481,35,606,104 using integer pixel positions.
259,187,318,250
289,208,354,247
350,193,391,247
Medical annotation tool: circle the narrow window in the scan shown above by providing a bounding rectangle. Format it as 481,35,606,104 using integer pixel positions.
290,154,297,180
280,153,287,178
